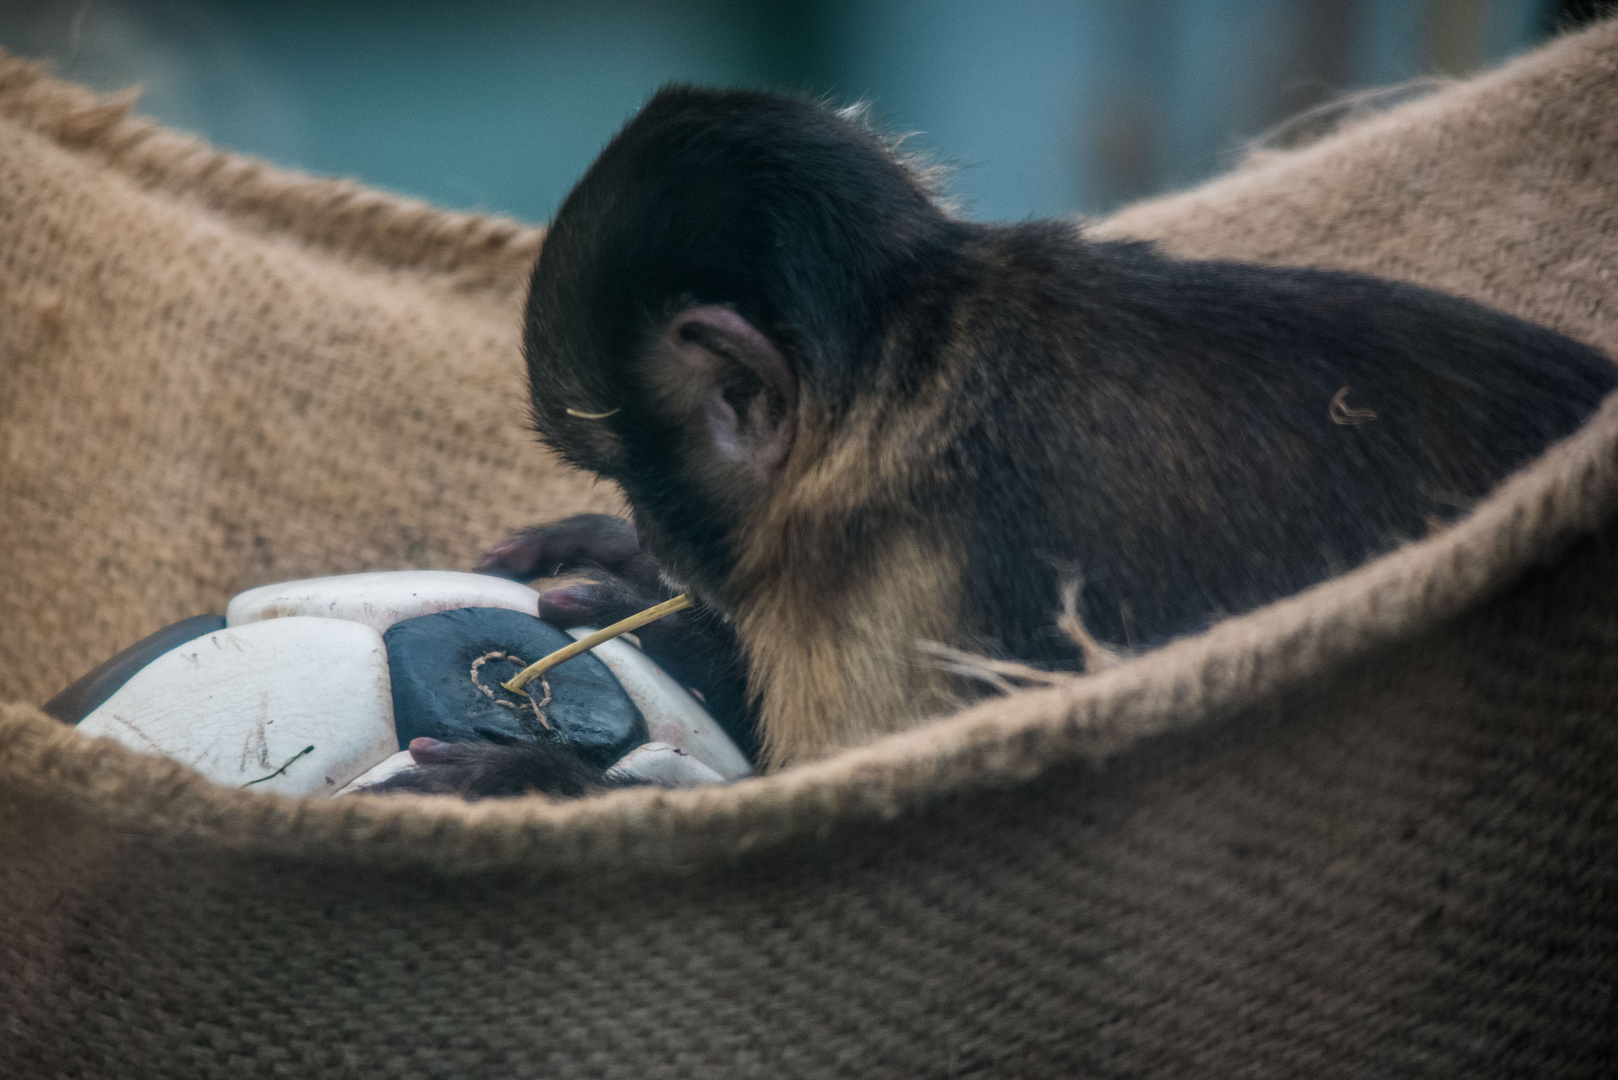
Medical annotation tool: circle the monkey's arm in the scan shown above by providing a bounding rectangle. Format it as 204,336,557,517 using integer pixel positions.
366,736,617,799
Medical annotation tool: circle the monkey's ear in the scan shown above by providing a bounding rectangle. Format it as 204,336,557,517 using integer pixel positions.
665,305,798,478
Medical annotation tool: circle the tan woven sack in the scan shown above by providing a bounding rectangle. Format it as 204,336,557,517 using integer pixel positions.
3,22,1617,1078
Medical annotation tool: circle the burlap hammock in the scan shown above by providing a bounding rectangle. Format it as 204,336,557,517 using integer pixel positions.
2,21,1616,1079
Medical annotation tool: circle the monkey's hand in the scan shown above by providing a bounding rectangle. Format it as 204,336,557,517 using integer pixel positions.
473,515,758,760
367,736,614,799
474,513,662,592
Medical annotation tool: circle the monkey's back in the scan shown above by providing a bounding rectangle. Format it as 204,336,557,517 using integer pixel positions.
946,231,1618,662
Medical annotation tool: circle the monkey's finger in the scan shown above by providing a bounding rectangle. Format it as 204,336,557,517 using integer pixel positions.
536,581,674,630
471,537,542,579
474,514,660,588
407,736,459,764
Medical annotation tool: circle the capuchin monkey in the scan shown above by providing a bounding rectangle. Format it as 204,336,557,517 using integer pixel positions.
378,86,1617,798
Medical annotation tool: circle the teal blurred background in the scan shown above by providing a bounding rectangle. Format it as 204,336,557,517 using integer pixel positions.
0,1,1602,223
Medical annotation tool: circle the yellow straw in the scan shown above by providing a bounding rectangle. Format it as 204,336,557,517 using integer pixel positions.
502,593,693,693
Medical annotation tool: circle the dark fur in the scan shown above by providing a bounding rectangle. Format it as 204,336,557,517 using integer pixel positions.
367,738,616,800
405,85,1615,792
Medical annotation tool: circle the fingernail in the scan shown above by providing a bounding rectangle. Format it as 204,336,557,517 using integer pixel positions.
409,737,454,764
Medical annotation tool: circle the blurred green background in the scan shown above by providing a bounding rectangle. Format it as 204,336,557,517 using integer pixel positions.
0,1,1604,223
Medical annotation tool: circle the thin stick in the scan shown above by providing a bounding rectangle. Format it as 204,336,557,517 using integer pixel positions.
502,593,693,693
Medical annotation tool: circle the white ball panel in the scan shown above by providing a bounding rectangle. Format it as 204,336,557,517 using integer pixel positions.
566,628,753,780
605,742,727,788
226,570,540,634
78,617,397,797
331,750,418,796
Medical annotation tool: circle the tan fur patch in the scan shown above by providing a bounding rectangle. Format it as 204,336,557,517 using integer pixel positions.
735,524,965,768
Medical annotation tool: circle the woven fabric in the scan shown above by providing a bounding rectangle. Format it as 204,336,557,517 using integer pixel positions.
3,22,1618,1079
0,52,617,707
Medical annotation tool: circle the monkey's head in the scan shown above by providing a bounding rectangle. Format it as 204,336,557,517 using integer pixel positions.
523,87,952,607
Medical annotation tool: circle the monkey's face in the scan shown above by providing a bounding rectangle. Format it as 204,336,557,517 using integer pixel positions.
525,279,803,611
522,84,944,611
